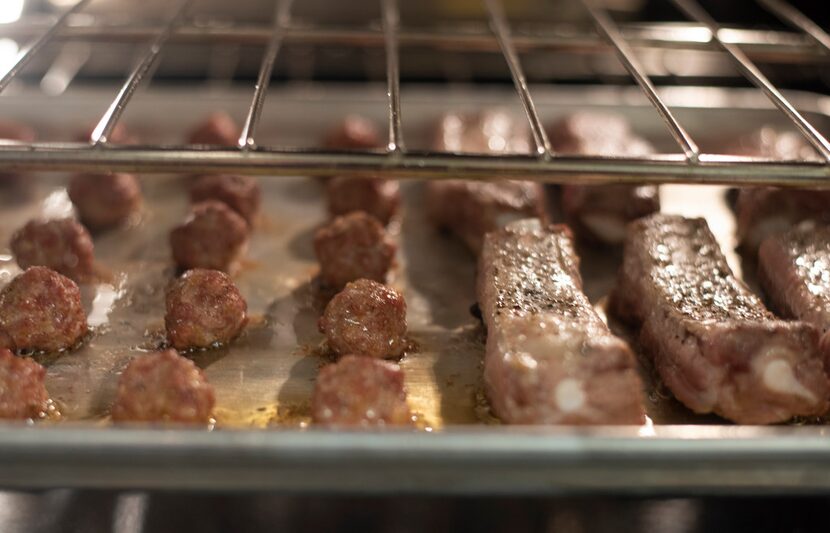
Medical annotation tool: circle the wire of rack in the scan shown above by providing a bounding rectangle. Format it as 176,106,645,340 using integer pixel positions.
0,0,830,185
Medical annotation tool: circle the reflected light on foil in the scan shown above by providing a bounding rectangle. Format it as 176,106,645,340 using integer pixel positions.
89,278,126,328
638,415,656,437
0,0,24,24
41,188,75,218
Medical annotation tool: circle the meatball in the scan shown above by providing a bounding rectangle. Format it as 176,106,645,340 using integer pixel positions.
312,355,412,427
68,172,142,231
189,174,261,225
188,112,239,146
326,177,400,225
170,201,249,273
314,212,396,289
165,269,248,350
111,349,215,424
0,349,50,419
0,267,88,353
10,218,95,282
323,115,381,150
319,279,407,359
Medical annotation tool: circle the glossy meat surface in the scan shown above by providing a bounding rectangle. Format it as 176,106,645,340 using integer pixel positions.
11,218,95,282
319,279,408,359
312,355,412,427
314,212,396,289
759,222,830,355
548,112,660,245
326,177,400,225
68,172,142,231
0,348,50,419
427,111,544,253
189,175,261,226
613,214,829,423
170,201,249,273
0,267,88,353
165,269,248,351
111,349,215,424
478,219,645,425
731,128,828,251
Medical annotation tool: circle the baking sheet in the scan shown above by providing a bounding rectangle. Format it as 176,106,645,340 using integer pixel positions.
1,84,830,493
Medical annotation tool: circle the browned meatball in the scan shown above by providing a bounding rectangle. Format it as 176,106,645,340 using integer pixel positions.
165,269,248,350
323,115,381,150
0,267,88,353
0,348,50,419
319,279,407,359
327,177,400,225
68,173,142,231
111,349,215,424
312,355,412,427
314,212,396,289
170,201,249,273
10,218,95,282
189,175,261,225
188,112,239,146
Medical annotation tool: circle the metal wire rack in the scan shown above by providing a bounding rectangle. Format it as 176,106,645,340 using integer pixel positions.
1,0,830,186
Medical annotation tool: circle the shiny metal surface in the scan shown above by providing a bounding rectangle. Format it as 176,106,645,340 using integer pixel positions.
2,426,830,493
2,0,829,182
1,85,830,184
381,0,404,153
238,0,293,150
0,20,825,60
0,0,92,93
89,0,192,145
671,0,830,162
0,86,828,492
578,0,700,161
484,0,551,158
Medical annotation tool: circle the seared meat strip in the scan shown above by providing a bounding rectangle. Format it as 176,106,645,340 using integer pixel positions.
612,214,829,423
478,219,645,425
427,111,546,254
548,113,660,245
730,128,828,252
759,222,830,354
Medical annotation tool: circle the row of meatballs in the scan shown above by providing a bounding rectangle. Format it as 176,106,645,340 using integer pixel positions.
311,115,413,428
0,114,410,425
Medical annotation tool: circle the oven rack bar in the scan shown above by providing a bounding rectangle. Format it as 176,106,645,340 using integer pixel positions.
1,0,830,185
238,0,294,149
0,146,828,186
1,19,827,63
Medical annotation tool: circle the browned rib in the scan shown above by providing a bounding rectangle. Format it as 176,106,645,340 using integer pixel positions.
478,219,645,425
612,213,829,423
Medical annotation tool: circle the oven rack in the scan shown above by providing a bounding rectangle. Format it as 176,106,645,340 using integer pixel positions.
1,0,830,186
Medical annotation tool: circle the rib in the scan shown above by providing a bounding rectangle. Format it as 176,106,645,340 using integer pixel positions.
730,127,829,252
548,112,660,245
612,213,829,423
427,111,546,253
759,222,830,355
478,219,645,425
